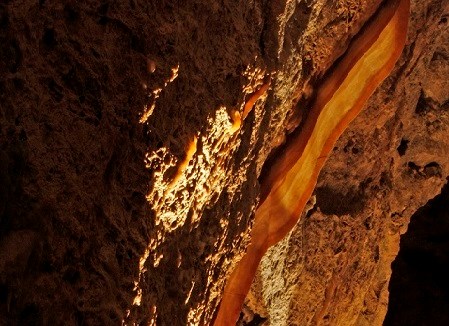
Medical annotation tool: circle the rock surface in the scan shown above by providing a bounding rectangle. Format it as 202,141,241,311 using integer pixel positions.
0,0,447,325
247,0,449,324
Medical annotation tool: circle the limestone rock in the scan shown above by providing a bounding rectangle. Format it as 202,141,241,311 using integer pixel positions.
0,0,448,325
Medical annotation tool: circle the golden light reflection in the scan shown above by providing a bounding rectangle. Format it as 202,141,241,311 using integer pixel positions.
139,64,179,124
125,61,271,324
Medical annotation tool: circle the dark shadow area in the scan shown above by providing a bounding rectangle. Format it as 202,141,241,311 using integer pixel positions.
385,180,449,326
0,1,265,325
315,185,366,216
238,305,268,326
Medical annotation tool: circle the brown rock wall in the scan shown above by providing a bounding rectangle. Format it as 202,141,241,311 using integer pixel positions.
248,0,449,325
0,0,447,325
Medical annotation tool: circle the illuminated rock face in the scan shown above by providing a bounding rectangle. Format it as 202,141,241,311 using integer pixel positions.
215,1,410,324
0,0,448,325
246,1,449,324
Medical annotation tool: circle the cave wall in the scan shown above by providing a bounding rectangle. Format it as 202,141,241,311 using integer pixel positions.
248,0,449,325
0,0,448,325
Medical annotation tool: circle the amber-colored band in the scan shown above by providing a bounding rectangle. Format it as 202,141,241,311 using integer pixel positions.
214,0,410,324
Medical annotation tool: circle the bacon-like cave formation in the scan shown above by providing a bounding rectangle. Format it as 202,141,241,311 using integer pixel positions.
0,0,448,325
215,0,409,323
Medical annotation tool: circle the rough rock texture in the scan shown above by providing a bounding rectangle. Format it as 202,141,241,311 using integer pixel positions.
0,0,448,326
247,0,449,325
0,1,263,324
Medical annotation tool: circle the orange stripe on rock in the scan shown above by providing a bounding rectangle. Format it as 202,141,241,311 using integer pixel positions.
214,0,410,324
242,79,271,120
168,135,198,189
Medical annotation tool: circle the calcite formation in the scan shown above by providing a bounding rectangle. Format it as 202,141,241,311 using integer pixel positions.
0,0,448,325
215,0,409,324
246,1,449,325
